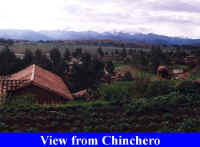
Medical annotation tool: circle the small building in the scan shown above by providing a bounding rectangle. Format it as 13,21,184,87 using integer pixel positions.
72,89,89,100
172,69,184,74
0,64,73,105
157,66,170,79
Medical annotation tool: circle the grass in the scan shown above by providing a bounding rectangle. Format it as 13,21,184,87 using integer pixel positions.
10,42,126,55
113,62,125,68
46,100,110,108
116,65,160,81
190,67,200,80
168,64,191,71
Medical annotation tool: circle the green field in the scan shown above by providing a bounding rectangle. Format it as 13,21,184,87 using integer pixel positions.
1,80,200,132
8,41,150,55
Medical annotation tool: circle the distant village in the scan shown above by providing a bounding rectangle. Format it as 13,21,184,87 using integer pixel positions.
0,40,199,105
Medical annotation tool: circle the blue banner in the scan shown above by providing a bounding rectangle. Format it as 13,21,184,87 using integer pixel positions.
0,133,198,147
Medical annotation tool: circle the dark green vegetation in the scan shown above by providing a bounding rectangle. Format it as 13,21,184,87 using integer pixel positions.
1,81,200,132
1,39,200,132
190,68,200,80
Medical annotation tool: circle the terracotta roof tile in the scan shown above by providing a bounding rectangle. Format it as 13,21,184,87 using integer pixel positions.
72,89,87,97
1,65,73,100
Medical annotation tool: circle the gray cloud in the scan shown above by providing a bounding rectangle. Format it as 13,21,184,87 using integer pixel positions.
0,0,200,38
148,1,200,13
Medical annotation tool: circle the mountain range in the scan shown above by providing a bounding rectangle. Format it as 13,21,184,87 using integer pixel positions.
0,29,200,45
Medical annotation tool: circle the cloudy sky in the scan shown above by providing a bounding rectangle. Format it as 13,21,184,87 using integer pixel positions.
0,0,200,38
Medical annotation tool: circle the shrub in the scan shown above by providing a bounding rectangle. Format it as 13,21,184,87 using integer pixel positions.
144,80,175,98
0,122,8,131
176,119,200,132
122,72,133,81
177,81,200,94
5,95,36,106
132,79,149,98
99,82,133,102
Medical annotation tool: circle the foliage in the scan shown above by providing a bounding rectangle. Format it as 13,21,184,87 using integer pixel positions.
175,119,200,132
144,80,175,98
0,46,23,75
49,48,62,65
121,47,127,58
5,95,36,106
23,49,34,67
97,47,104,57
99,82,133,102
72,48,83,58
70,58,105,90
105,61,115,74
63,48,71,61
190,68,200,80
122,72,133,81
176,81,200,94
1,91,200,132
150,46,167,73
49,48,67,75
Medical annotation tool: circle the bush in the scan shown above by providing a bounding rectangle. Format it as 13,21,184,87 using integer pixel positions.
5,95,36,106
126,91,192,114
122,72,133,81
132,79,149,98
176,119,200,132
0,122,8,131
99,82,133,102
144,80,175,98
177,81,200,94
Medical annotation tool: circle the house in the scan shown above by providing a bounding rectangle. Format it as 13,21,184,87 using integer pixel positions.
172,69,184,74
157,66,170,79
72,89,89,100
0,64,73,104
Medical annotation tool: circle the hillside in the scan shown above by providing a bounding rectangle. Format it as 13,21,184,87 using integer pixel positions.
1,80,200,132
1,91,200,132
0,29,200,45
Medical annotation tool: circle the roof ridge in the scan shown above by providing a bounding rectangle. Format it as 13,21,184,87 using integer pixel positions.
31,64,36,81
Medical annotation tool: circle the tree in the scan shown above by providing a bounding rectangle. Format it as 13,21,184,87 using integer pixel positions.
122,72,133,81
63,48,71,61
70,58,105,91
23,49,34,67
128,49,134,56
121,47,127,58
49,48,61,65
105,51,109,56
111,50,114,56
105,61,115,74
81,52,91,66
115,49,119,55
33,49,52,70
139,51,148,65
0,46,22,75
33,49,43,66
49,48,66,75
97,47,104,57
150,46,166,73
73,48,82,58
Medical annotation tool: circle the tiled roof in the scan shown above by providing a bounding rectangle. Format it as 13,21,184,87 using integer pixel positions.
2,64,73,100
72,89,88,97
